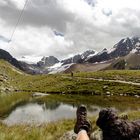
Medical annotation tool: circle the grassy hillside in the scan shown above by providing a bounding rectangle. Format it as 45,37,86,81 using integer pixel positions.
0,59,140,95
0,59,140,140
74,70,140,83
0,60,25,93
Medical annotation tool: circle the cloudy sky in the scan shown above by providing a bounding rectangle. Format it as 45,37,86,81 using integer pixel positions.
0,0,140,62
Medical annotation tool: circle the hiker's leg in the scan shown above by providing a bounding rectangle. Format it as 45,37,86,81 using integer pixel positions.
76,130,89,140
74,105,91,140
74,105,91,135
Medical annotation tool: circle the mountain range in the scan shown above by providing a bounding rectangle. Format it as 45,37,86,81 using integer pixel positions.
0,36,140,74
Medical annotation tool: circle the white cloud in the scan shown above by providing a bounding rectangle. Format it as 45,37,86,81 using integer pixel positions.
0,0,8,6
97,0,140,12
10,0,26,9
0,0,140,61
0,25,74,60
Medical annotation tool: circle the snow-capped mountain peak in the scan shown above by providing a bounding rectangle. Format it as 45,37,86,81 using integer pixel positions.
2,36,140,74
85,37,140,64
37,56,60,67
97,48,108,55
81,50,96,59
61,50,97,65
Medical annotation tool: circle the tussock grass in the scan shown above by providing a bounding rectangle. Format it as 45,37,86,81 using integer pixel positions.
0,120,74,140
127,111,140,120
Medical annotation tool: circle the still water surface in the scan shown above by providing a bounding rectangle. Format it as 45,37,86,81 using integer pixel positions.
3,94,140,126
3,102,101,125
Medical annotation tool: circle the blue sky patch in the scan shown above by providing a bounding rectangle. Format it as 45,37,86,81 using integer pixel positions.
54,31,64,37
0,35,11,43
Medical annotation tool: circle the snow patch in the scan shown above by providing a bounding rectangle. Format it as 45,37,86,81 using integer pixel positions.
107,47,116,54
81,50,96,59
93,60,109,64
136,42,140,46
130,48,137,54
97,49,108,55
123,38,127,43
85,51,98,61
48,63,74,74
48,62,63,69
88,53,97,58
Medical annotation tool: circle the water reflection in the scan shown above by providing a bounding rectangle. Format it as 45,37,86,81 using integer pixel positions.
41,101,61,111
3,102,101,126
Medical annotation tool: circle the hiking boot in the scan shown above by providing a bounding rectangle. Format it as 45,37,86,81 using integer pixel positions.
74,105,92,135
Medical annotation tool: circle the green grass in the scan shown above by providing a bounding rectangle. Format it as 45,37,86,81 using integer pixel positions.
0,120,74,140
0,60,140,139
74,70,140,83
0,110,139,140
11,75,140,96
1,60,140,96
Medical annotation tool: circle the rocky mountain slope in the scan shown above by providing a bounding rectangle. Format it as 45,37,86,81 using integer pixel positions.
37,56,60,67
62,37,140,72
61,50,96,65
0,49,23,71
19,50,98,74
64,61,112,73
86,37,140,63
0,60,24,93
0,36,140,74
106,51,140,70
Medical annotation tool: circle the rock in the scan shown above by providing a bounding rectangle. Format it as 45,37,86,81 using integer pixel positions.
32,92,50,97
0,49,23,70
90,129,103,140
0,79,4,82
60,129,102,140
106,91,111,95
134,95,139,98
60,130,77,140
37,56,59,67
103,86,108,90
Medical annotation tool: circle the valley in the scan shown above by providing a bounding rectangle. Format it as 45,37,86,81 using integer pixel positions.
1,37,140,75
